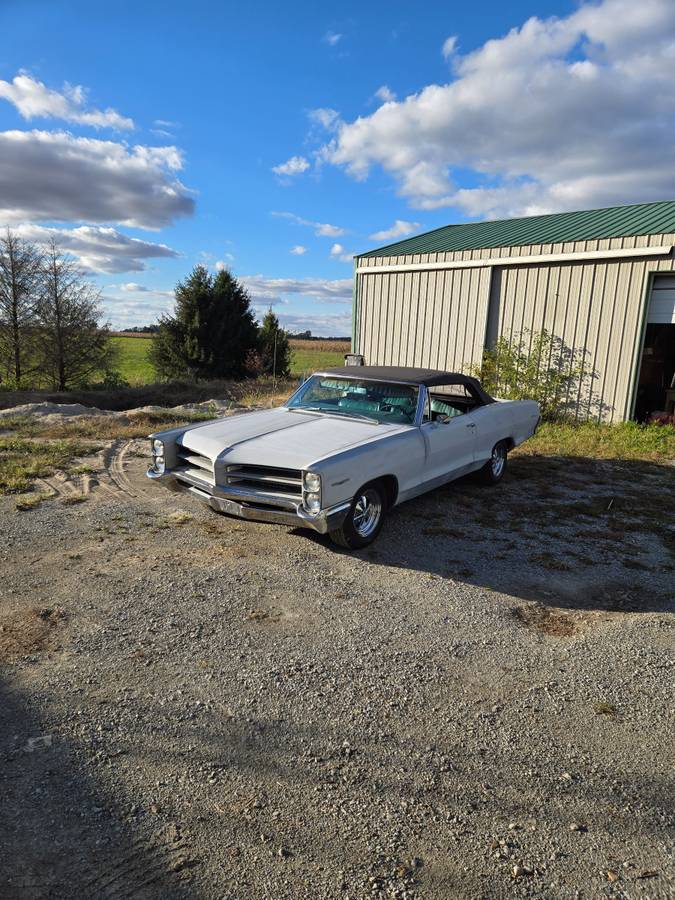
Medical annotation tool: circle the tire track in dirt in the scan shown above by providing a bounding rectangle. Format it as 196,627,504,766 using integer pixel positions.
104,440,161,504
76,829,196,899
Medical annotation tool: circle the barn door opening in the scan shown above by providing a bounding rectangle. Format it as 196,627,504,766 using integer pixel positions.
634,275,675,422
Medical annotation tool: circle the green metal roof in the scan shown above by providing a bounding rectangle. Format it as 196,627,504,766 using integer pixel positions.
357,200,675,258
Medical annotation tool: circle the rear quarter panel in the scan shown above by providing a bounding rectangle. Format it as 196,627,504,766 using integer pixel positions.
471,399,540,464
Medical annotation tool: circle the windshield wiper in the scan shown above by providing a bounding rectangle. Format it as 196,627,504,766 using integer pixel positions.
328,410,379,424
287,406,326,417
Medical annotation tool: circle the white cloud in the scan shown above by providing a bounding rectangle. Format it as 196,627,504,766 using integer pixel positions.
118,282,173,296
322,0,675,218
102,295,174,329
330,242,353,262
374,85,396,103
0,73,133,129
323,31,342,46
240,274,352,304
308,107,341,131
0,130,194,228
441,36,458,59
290,244,307,255
272,155,310,177
369,219,421,241
272,210,346,237
277,312,352,337
11,224,178,273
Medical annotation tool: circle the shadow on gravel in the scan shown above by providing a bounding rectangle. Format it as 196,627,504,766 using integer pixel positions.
0,677,197,900
304,455,675,616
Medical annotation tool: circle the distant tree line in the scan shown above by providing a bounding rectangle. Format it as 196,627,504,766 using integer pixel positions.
289,330,350,341
0,229,116,391
122,324,160,334
150,265,291,381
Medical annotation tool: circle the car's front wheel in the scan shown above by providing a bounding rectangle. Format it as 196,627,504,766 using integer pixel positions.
477,441,508,484
329,481,386,549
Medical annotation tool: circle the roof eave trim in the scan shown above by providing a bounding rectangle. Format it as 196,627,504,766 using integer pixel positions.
355,244,673,274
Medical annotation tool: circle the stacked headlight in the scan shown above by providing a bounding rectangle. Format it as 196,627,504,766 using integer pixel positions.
151,438,165,475
302,471,321,515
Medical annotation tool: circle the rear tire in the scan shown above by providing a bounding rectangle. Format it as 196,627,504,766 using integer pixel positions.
477,442,508,484
329,481,386,549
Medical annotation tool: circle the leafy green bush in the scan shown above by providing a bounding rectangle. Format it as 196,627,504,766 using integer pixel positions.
471,330,585,420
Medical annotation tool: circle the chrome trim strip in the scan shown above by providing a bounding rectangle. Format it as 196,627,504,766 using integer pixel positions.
226,472,301,488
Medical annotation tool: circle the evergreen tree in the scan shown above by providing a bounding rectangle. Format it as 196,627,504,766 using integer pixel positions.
258,308,291,377
150,265,259,380
210,268,259,377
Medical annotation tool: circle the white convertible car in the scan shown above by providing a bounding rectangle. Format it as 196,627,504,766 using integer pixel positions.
147,367,540,548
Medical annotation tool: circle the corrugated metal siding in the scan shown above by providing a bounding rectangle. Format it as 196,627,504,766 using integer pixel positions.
354,232,675,422
355,262,491,372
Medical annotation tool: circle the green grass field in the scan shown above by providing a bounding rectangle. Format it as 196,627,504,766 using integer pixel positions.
110,335,350,384
110,335,154,385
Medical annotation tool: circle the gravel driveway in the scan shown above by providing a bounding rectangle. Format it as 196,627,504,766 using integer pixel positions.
1,440,673,899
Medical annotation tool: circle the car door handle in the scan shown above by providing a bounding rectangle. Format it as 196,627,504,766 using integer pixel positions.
466,422,476,428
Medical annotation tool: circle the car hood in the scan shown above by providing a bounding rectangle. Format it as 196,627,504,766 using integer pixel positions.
179,407,406,468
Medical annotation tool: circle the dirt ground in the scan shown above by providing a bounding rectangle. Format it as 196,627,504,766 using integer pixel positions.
0,436,673,899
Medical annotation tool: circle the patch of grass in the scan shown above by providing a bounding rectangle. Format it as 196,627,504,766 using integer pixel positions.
70,463,98,475
517,421,675,463
246,607,282,623
164,510,194,525
513,604,580,637
61,495,87,505
289,339,349,378
0,437,98,494
110,335,155,385
593,701,617,715
15,493,47,510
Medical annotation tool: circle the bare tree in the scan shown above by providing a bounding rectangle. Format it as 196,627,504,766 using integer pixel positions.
35,240,117,391
0,228,42,386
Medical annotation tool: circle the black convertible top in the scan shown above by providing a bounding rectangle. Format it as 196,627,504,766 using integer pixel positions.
320,366,495,404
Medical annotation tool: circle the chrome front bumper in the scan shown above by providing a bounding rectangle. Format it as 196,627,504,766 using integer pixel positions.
146,468,350,535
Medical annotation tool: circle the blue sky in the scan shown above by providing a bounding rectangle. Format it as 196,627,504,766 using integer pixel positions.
1,0,674,333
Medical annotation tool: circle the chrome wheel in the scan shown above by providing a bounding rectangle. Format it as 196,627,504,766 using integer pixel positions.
491,445,506,478
352,488,382,538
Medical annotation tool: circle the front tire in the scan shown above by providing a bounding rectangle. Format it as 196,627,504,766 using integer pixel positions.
477,442,508,484
329,481,386,549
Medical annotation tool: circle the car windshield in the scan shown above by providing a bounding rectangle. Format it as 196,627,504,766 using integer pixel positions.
287,376,419,424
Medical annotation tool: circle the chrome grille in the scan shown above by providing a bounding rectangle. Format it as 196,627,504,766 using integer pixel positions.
225,464,302,497
175,446,215,485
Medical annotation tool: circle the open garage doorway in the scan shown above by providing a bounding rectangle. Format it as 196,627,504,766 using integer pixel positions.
634,275,675,422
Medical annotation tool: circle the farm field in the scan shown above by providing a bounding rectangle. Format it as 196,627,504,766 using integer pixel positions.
110,334,350,384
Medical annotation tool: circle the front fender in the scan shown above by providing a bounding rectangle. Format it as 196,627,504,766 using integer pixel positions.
310,428,425,508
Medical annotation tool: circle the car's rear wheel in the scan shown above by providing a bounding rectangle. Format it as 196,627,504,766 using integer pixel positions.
477,441,508,484
329,481,386,549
